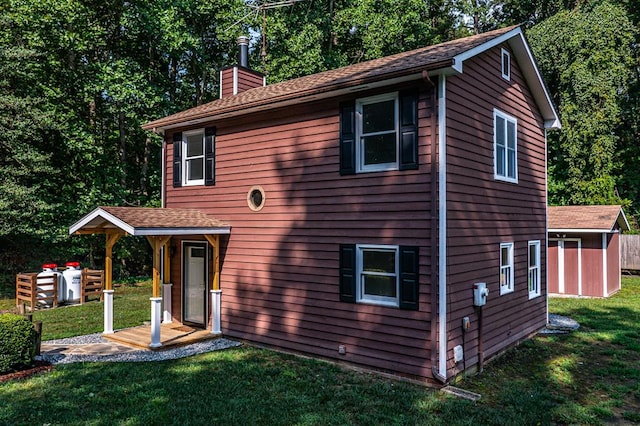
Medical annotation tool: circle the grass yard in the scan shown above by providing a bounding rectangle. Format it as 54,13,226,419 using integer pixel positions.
0,281,152,340
1,278,639,424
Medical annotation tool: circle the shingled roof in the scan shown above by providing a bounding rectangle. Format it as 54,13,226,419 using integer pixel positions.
548,205,630,232
143,25,560,132
69,206,230,236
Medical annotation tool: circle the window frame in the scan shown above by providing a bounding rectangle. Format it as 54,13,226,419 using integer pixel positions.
528,240,541,299
501,48,511,81
182,129,205,186
356,244,400,307
499,242,514,295
493,109,518,183
355,92,400,173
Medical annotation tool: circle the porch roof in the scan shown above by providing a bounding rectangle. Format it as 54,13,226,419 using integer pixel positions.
69,206,231,236
548,205,630,233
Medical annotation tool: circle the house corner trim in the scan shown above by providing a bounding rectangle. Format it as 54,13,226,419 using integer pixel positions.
437,74,448,381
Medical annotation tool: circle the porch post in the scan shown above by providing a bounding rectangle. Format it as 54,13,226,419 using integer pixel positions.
162,241,172,323
211,289,221,334
104,290,114,334
204,235,221,334
162,283,173,323
150,297,162,348
103,232,122,335
146,236,171,348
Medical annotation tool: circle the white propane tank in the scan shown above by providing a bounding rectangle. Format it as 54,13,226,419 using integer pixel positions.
62,262,82,303
37,263,63,306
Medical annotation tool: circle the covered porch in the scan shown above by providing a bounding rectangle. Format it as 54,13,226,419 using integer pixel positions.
69,206,231,349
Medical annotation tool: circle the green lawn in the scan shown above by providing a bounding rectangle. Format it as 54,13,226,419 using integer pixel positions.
0,281,152,340
1,278,639,425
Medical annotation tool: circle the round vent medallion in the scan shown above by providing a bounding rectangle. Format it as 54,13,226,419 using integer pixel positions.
247,186,266,211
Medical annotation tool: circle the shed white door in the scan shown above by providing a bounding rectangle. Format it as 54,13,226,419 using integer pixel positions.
183,242,207,326
555,239,581,296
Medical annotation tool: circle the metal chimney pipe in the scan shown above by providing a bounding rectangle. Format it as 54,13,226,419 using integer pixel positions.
237,36,249,68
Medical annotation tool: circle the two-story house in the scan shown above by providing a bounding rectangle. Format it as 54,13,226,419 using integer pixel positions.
73,25,560,383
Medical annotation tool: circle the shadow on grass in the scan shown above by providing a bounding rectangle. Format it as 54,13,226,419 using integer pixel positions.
1,347,452,426
456,277,640,424
1,280,639,425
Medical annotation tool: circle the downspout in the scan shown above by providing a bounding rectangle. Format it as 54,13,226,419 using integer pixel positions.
424,71,441,382
544,129,548,324
436,75,448,382
160,133,167,305
161,133,166,209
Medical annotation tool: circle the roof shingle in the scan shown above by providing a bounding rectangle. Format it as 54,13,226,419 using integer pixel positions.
548,205,628,231
143,26,519,131
69,206,230,236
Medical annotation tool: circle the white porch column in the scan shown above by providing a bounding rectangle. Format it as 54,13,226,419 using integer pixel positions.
150,297,162,348
103,289,114,334
211,289,222,334
162,283,173,323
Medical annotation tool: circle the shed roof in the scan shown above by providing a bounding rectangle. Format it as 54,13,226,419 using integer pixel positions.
548,205,630,233
69,206,231,236
143,25,560,132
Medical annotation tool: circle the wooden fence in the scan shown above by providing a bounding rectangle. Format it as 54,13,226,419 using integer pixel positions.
620,234,640,271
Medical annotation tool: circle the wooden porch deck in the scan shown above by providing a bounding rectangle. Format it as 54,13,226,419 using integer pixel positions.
104,323,220,351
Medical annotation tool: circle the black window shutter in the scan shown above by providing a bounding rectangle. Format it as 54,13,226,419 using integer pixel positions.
172,132,182,188
399,90,419,170
204,127,216,186
339,244,356,303
339,101,356,175
399,246,419,310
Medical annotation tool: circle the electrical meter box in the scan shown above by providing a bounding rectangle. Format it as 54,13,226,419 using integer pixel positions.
473,282,489,306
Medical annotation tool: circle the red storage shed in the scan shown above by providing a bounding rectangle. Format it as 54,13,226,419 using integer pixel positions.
548,205,630,297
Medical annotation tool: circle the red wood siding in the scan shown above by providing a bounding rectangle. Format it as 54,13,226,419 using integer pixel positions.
607,233,621,296
166,87,435,380
220,68,234,99
564,240,580,294
444,44,547,374
236,68,264,93
548,232,621,298
220,67,264,99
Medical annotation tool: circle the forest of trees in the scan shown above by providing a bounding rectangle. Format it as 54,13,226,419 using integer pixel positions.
1,0,638,282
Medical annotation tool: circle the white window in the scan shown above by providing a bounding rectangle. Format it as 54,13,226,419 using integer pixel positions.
494,109,517,183
357,244,399,307
500,242,514,295
183,130,205,186
528,240,541,299
501,48,511,81
356,93,399,173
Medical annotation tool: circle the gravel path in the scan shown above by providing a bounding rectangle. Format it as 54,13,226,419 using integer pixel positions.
38,333,241,364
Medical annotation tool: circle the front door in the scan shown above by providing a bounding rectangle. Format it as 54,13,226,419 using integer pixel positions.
183,242,207,327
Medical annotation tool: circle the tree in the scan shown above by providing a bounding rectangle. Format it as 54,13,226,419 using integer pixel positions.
0,0,247,280
527,1,637,206
259,0,459,82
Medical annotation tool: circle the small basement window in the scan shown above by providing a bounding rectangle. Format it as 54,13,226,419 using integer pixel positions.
247,185,266,211
501,48,511,81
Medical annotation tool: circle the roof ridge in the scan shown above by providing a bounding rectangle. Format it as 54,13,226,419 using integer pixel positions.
143,25,521,131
